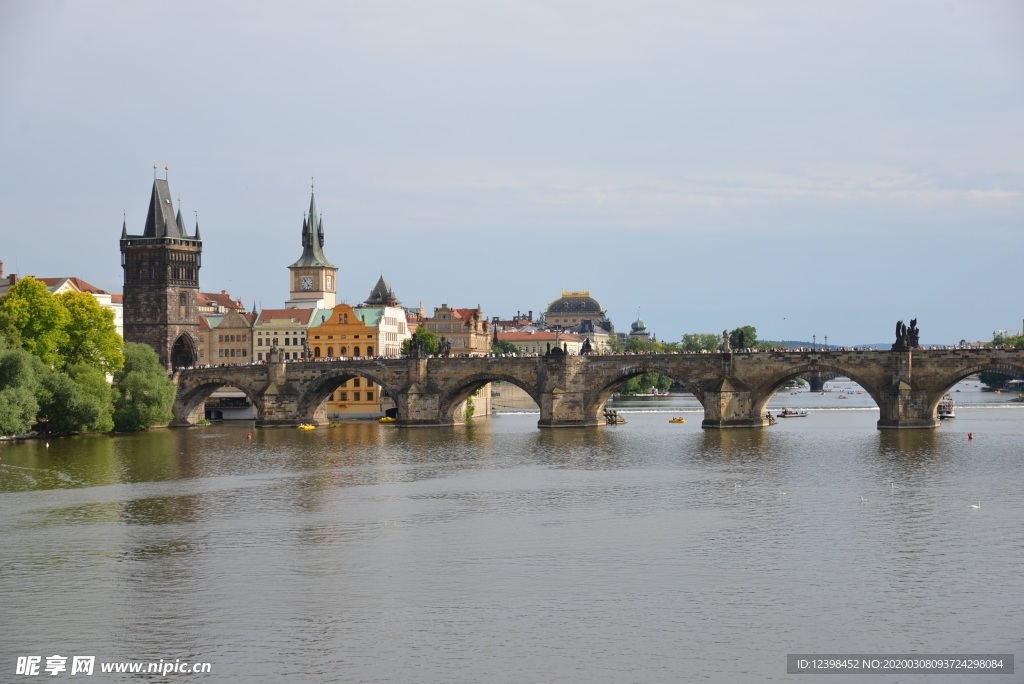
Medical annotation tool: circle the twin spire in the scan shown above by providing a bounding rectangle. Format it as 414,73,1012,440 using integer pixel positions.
125,178,200,241
289,183,335,268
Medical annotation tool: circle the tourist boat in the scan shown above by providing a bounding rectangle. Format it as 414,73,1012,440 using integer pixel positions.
669,417,686,424
776,408,808,418
937,394,955,419
379,416,396,423
297,423,316,430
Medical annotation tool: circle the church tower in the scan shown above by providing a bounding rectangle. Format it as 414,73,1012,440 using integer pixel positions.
286,185,337,309
120,171,202,370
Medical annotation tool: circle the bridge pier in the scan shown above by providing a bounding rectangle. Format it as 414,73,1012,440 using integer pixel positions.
395,385,447,427
876,384,939,430
700,378,770,429
538,388,602,428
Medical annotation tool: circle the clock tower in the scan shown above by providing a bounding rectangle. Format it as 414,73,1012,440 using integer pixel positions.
286,185,337,309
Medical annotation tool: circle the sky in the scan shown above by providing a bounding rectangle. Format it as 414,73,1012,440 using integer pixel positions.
1,0,1022,346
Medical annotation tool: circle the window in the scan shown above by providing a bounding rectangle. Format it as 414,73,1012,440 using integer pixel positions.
367,346,374,356
340,392,348,401
354,347,360,357
354,392,361,402
353,378,361,387
314,347,321,358
367,392,374,402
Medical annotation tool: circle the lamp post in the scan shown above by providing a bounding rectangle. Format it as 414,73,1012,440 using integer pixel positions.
824,335,828,351
813,334,816,351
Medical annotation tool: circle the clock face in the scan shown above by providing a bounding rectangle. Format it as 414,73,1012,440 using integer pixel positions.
300,276,314,291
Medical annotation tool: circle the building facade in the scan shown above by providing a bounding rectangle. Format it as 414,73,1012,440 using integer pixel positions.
253,308,319,362
119,176,203,369
497,330,586,356
423,304,491,356
198,309,255,366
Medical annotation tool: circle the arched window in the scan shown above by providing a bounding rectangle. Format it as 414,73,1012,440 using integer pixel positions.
354,346,361,357
367,346,374,356
314,347,321,358
327,347,334,358
340,346,347,357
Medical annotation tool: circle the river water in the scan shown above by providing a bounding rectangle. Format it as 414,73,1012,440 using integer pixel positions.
1,379,1021,683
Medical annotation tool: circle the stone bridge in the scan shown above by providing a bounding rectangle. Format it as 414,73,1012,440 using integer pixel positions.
172,349,1024,430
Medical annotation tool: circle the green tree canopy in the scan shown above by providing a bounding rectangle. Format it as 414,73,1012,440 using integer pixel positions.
0,277,69,367
37,363,115,434
729,325,758,350
0,344,44,436
681,333,722,352
56,290,124,375
113,343,176,431
401,327,440,356
492,339,519,355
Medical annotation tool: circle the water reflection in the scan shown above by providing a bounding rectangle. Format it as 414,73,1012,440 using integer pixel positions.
696,428,770,462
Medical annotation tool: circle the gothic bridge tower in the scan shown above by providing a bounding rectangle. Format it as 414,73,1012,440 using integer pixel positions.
120,172,202,370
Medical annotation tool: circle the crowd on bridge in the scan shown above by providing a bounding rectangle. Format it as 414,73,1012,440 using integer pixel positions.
174,343,1002,374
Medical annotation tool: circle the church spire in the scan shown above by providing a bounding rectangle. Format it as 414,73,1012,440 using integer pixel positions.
289,184,335,268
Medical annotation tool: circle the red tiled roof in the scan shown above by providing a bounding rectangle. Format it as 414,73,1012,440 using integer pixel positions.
254,308,317,325
498,331,585,342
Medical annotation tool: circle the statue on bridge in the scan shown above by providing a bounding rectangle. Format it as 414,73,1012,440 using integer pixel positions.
722,329,731,353
580,337,593,355
892,318,920,351
439,336,452,356
409,335,426,359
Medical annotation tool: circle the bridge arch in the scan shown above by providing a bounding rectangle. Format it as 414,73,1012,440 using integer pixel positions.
750,362,885,417
927,360,1024,414
582,361,709,425
296,368,399,425
173,378,262,426
438,372,542,424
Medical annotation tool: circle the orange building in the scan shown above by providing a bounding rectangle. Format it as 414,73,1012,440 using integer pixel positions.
309,302,411,419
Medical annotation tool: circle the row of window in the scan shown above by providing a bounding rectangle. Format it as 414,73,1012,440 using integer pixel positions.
332,391,374,403
218,349,248,358
218,334,247,342
313,346,373,357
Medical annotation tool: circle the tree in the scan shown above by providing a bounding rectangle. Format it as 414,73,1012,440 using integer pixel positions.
729,325,758,351
56,290,124,375
113,343,176,431
37,363,115,434
681,333,721,352
0,344,43,436
400,327,440,356
0,277,69,368
492,339,519,355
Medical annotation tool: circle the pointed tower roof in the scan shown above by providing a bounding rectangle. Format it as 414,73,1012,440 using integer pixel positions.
143,179,185,238
363,275,399,307
289,187,335,268
175,196,186,235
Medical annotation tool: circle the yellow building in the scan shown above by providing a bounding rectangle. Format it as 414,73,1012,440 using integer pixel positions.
252,308,319,362
309,298,411,419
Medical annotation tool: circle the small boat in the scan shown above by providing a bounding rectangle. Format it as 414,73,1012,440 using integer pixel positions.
378,416,396,423
777,408,809,418
937,394,955,419
297,423,316,430
669,417,686,424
